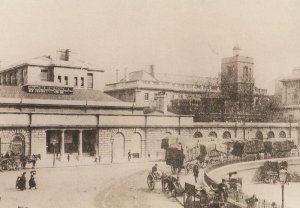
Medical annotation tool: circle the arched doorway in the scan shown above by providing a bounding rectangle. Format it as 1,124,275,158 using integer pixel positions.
267,131,275,139
208,131,217,138
193,132,203,139
10,134,25,155
223,131,231,139
279,131,286,138
130,133,142,158
112,133,125,161
256,131,263,140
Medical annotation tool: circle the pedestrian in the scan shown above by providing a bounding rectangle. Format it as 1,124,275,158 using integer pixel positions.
98,155,101,164
148,153,150,159
67,154,70,163
218,179,228,202
29,170,37,189
128,151,131,162
94,156,98,163
193,162,199,183
245,194,258,208
16,172,27,191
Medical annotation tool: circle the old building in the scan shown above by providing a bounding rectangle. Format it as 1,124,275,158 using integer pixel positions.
281,67,300,121
105,47,267,117
104,65,220,111
0,49,103,91
0,49,295,164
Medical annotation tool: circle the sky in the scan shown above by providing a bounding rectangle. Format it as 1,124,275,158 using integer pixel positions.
0,0,299,93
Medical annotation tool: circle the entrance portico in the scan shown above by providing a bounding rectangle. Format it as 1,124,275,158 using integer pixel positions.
46,129,96,157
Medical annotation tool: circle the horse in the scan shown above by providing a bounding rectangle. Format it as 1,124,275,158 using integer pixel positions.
21,154,41,169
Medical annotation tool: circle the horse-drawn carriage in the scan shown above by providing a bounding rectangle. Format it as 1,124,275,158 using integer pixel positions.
163,136,200,174
0,154,41,171
256,161,289,183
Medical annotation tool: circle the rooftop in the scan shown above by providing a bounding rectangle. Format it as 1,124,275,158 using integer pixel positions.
0,85,120,102
0,55,104,73
120,70,219,86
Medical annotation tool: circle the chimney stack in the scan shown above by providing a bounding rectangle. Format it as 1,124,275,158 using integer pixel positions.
149,64,155,77
116,69,119,82
58,49,70,61
124,68,127,81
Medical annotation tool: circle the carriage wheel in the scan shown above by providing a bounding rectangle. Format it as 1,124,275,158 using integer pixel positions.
1,160,11,171
264,177,271,184
147,175,155,190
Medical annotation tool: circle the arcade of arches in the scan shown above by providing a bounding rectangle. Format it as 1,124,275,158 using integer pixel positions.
0,125,295,162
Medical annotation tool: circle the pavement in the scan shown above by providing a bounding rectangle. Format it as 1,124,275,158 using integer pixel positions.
0,157,185,208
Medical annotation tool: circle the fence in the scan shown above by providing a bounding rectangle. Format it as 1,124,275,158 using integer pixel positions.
203,156,288,208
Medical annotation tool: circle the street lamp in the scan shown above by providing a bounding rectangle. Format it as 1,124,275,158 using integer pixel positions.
279,168,288,208
52,139,57,167
110,138,114,163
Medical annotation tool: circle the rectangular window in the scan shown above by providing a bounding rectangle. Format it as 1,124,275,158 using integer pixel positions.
6,74,10,85
145,93,149,101
11,73,16,85
21,68,27,84
64,76,68,85
87,73,93,89
58,76,61,83
41,69,48,81
74,77,78,87
81,77,84,87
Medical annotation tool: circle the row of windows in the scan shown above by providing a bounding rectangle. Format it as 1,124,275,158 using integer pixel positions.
57,73,93,88
0,69,26,86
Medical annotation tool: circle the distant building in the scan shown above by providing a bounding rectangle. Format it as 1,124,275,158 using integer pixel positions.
281,67,300,121
105,47,267,118
0,49,103,91
105,64,220,112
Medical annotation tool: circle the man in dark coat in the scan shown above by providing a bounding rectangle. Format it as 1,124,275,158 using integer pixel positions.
217,179,228,202
16,172,27,191
193,163,199,183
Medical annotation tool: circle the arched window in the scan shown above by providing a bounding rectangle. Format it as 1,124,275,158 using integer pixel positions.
193,132,203,138
208,131,217,138
279,131,286,138
223,131,231,139
267,131,275,139
256,131,263,140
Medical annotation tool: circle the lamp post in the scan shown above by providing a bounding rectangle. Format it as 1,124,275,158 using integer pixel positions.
110,138,114,163
279,168,287,208
52,139,57,167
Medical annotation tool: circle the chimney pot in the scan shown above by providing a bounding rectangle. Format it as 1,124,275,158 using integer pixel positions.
149,64,155,77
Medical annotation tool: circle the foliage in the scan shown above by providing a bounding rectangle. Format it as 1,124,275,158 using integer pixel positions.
263,141,272,154
231,142,244,157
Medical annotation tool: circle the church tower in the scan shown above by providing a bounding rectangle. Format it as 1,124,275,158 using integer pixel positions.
221,46,254,102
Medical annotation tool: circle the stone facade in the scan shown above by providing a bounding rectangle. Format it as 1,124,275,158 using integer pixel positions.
0,112,297,163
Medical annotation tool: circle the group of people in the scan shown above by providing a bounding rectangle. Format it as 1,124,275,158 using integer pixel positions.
16,171,37,191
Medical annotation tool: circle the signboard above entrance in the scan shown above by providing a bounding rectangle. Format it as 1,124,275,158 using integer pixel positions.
24,85,73,95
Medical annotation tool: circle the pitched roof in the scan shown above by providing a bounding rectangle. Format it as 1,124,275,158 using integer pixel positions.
0,55,104,73
120,70,157,82
120,70,219,86
0,85,120,102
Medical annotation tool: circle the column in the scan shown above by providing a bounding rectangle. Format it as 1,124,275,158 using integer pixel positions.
61,130,65,154
78,130,82,156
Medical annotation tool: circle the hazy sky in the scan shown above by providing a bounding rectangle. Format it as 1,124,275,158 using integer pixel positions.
0,0,299,93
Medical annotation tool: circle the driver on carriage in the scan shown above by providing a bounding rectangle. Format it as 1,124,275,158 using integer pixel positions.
217,179,229,202
152,164,161,179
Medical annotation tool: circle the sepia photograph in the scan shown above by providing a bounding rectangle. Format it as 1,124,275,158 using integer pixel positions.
0,0,299,207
